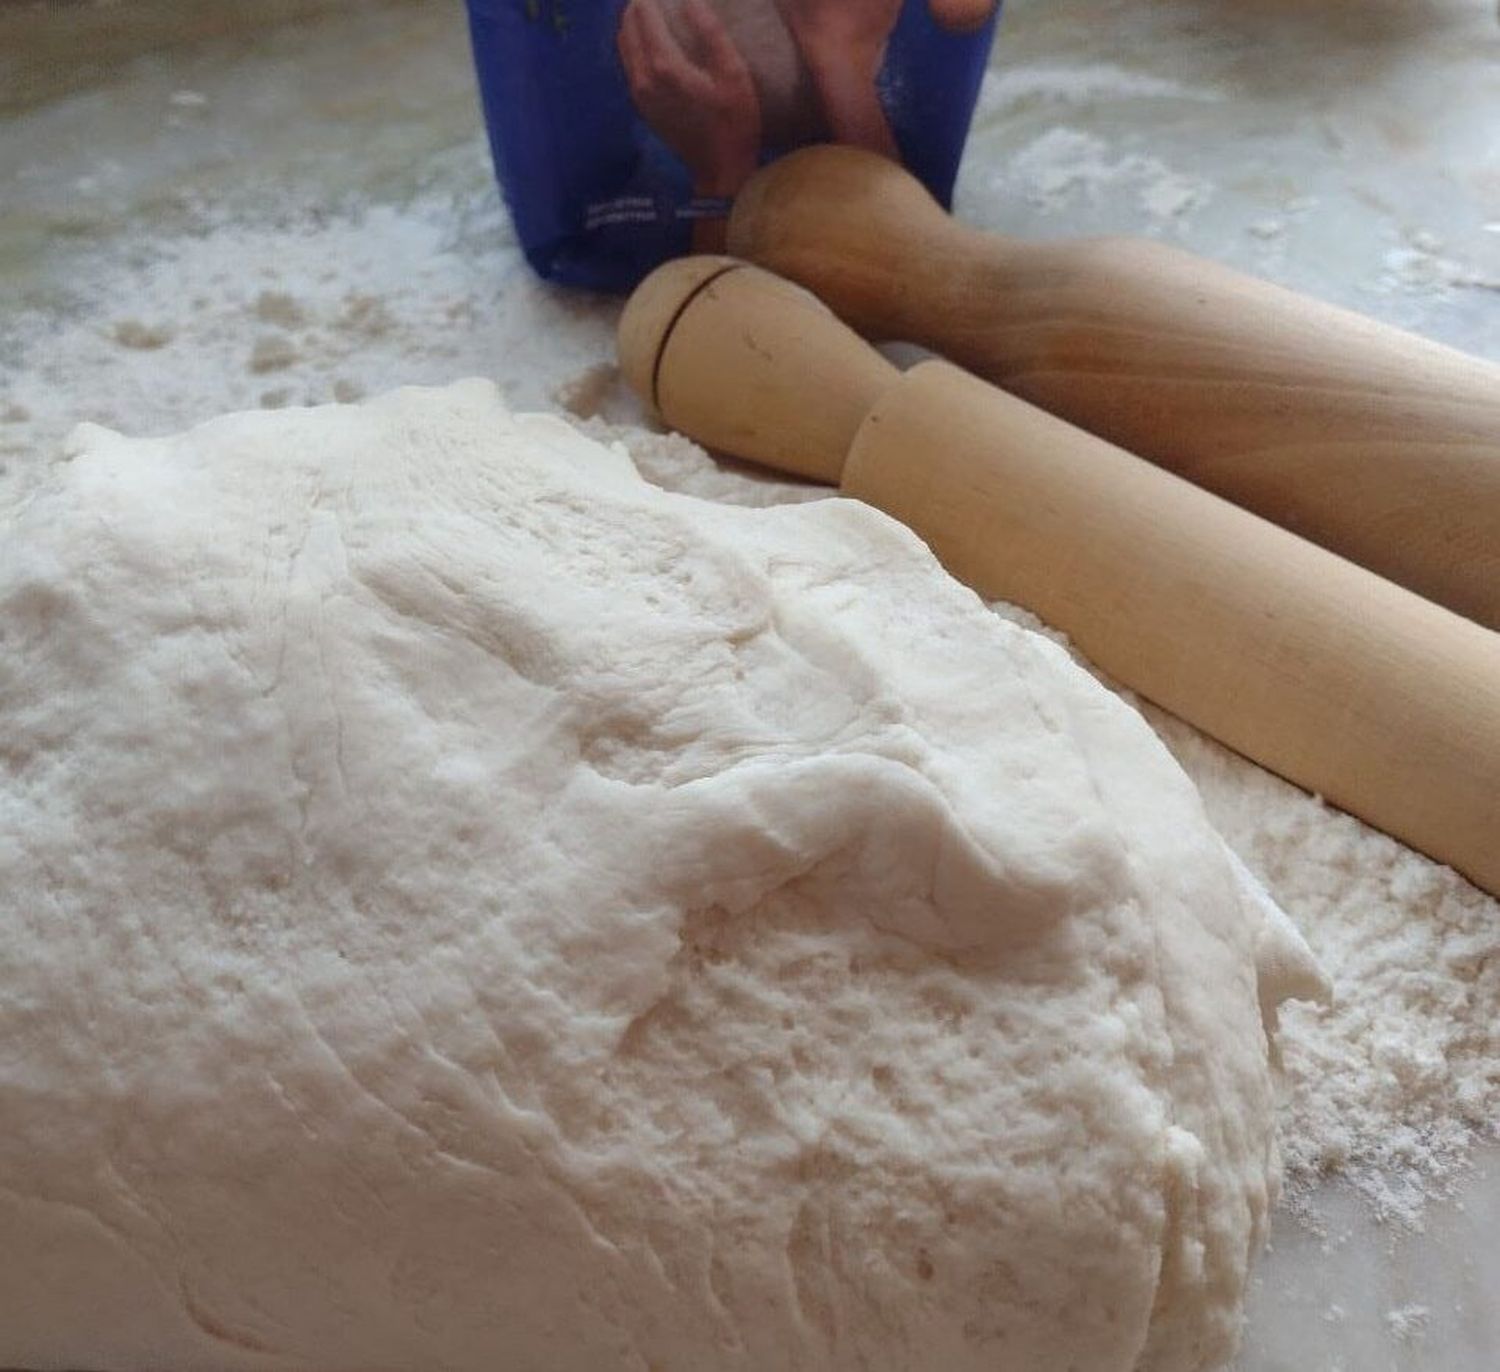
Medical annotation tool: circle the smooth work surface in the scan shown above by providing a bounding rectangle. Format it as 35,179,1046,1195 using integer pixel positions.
2,3,1496,1368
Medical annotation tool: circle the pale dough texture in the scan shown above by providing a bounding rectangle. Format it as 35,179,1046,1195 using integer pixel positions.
0,381,1322,1371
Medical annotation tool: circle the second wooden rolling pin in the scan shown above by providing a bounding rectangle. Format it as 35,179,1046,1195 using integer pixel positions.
727,145,1500,630
619,257,1500,900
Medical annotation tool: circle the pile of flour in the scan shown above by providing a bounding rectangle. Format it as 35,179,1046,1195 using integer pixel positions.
2,189,1497,1235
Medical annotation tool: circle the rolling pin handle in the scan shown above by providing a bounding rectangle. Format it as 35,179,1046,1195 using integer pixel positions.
617,254,1500,901
728,144,1500,629
618,257,902,486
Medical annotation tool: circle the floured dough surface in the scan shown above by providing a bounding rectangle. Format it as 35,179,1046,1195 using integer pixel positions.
0,381,1321,1371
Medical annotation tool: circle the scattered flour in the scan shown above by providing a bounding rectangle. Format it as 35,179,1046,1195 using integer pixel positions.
0,196,615,519
983,125,1212,227
975,62,1221,119
1384,1304,1432,1343
966,62,1220,236
1378,228,1500,298
253,289,308,329
248,333,299,374
1147,710,1500,1226
112,318,175,351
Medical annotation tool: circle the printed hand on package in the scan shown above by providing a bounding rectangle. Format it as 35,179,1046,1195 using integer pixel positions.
773,0,901,157
617,0,763,200
773,0,903,77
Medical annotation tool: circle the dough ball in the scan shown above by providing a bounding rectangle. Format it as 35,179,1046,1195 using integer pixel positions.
0,381,1322,1371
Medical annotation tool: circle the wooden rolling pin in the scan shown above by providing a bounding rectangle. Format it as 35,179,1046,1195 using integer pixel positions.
726,145,1500,630
618,257,1500,900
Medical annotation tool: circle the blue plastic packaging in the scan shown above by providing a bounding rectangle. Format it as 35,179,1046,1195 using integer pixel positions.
466,0,1001,292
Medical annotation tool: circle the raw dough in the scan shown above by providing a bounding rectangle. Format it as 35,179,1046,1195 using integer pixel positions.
0,381,1323,1371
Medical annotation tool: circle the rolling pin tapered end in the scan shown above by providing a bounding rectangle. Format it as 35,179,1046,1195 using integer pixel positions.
618,256,743,414
727,144,943,259
617,255,900,485
727,146,965,341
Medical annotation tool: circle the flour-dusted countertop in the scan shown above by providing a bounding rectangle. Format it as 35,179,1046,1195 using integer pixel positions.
1,1,1497,1368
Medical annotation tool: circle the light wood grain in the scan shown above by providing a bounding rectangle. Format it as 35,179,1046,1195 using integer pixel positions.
728,145,1500,630
850,361,1500,900
620,255,894,485
619,258,1500,899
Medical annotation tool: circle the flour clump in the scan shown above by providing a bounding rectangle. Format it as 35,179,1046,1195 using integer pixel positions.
0,380,1322,1371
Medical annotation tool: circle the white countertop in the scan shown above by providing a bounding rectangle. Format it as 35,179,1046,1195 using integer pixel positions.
2,2,1497,1367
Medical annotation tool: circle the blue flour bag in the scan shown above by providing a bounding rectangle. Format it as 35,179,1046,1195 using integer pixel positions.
466,0,1002,292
